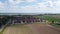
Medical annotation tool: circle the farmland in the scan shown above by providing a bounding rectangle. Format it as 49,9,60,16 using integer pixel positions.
0,14,60,34
44,14,60,18
42,14,60,28
2,23,60,34
33,15,60,22
33,14,60,28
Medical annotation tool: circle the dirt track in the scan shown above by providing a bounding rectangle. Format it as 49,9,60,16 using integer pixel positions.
3,23,60,34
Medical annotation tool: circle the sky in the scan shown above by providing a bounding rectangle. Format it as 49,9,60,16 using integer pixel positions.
0,0,60,13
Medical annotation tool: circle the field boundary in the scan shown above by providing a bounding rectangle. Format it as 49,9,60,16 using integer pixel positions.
0,21,11,34
47,24,60,32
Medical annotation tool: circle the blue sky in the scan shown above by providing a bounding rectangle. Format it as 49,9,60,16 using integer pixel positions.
0,0,60,13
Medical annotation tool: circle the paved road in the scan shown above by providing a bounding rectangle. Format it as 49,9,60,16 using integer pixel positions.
3,23,60,34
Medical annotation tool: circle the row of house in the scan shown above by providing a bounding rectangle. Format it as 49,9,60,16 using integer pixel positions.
11,16,45,24
0,15,46,28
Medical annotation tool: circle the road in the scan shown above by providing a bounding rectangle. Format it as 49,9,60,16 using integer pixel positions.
3,23,60,34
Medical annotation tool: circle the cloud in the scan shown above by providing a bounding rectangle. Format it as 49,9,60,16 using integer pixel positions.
8,0,24,5
37,2,47,8
1,0,60,13
0,1,5,8
0,1,6,13
5,0,52,13
47,1,53,7
53,1,60,7
8,0,36,5
25,0,36,2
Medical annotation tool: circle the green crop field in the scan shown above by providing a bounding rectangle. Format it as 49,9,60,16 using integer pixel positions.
44,14,60,18
34,15,60,22
43,15,60,28
34,15,60,28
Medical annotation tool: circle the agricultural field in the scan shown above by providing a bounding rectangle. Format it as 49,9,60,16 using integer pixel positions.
42,14,60,28
33,15,60,28
44,14,60,18
2,23,60,34
33,15,60,22
0,15,60,34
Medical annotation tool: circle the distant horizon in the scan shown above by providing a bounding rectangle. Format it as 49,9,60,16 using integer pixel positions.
0,13,60,15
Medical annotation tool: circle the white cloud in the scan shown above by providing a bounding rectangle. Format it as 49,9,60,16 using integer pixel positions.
47,1,53,7
7,1,50,13
8,0,36,5
25,0,36,2
53,1,60,7
0,1,6,13
1,0,60,13
7,0,60,13
18,4,48,13
0,2,5,8
37,2,47,8
36,1,53,8
43,0,60,7
8,0,24,5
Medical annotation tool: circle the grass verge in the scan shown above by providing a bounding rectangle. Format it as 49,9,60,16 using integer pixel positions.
0,26,7,34
50,23,60,28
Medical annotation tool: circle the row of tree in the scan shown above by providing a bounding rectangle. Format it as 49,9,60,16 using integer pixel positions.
0,16,10,28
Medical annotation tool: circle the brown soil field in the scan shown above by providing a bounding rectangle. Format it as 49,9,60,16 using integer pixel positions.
3,22,60,34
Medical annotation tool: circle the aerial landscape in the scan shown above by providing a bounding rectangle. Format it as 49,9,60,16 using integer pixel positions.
0,0,60,34
0,14,60,34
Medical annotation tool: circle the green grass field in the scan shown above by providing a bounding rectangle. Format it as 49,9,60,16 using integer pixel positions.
43,15,60,28
51,24,60,28
34,15,60,28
